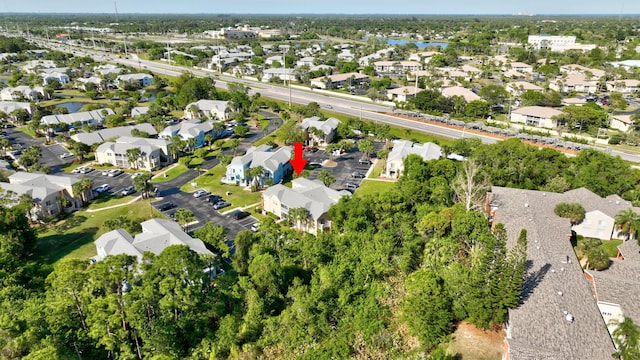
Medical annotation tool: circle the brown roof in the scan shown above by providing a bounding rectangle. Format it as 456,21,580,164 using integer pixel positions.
511,106,563,119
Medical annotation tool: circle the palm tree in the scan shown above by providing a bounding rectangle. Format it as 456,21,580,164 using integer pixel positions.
188,104,200,119
611,317,640,360
72,178,94,204
174,208,195,232
317,170,336,187
204,133,214,150
307,126,324,146
126,148,142,170
615,209,640,241
186,137,197,154
246,165,265,189
288,207,310,232
358,139,374,159
229,138,241,155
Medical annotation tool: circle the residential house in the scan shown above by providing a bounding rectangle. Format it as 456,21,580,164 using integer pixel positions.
606,79,640,94
510,106,563,128
610,114,633,132
559,64,605,79
115,73,153,88
94,218,212,261
504,61,533,74
488,187,616,360
549,73,598,93
94,64,123,76
585,240,640,339
310,72,370,90
265,55,283,66
440,86,481,102
41,71,70,86
223,144,292,186
528,35,597,52
0,86,45,101
373,60,422,76
460,65,482,78
0,101,32,116
300,116,341,146
159,119,214,149
436,67,473,82
22,59,57,73
262,178,351,235
71,123,157,146
76,76,104,91
0,172,91,221
506,81,544,96
95,136,172,171
296,57,315,67
384,140,442,178
262,68,296,83
131,106,149,118
41,108,114,129
184,99,231,121
387,86,422,102
408,51,439,62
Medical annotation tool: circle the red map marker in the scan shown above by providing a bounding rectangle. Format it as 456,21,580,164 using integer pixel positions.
290,142,308,176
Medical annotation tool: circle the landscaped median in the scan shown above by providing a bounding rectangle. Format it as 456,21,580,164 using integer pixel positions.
179,164,262,208
151,163,189,183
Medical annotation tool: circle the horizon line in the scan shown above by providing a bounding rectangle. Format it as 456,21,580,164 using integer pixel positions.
0,12,639,16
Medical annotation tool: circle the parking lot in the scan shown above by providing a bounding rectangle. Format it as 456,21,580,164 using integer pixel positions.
3,127,72,172
76,168,136,195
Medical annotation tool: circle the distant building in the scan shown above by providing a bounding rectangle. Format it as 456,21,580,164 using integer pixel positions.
528,35,597,52
184,100,231,121
385,140,442,178
300,116,341,146
310,72,369,90
510,106,563,128
115,73,153,88
41,108,114,129
95,136,172,171
71,123,157,146
223,145,292,186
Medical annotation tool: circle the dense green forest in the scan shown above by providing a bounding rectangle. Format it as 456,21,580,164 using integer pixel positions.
3,135,640,358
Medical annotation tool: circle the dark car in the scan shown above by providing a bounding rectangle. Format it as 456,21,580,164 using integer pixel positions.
230,210,250,220
121,186,136,196
213,201,231,210
207,194,223,204
358,159,372,166
351,171,366,178
345,181,359,189
156,202,176,212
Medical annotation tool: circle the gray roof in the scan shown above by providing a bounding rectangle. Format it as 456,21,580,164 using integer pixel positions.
71,123,157,146
95,218,212,261
131,106,149,117
159,119,213,139
263,178,350,220
489,186,616,359
2,172,80,204
95,136,170,156
116,73,152,81
41,108,114,126
387,140,442,163
0,101,31,114
300,117,341,135
230,145,291,172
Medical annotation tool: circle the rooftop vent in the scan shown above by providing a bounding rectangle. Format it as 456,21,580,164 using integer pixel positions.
558,291,563,296
565,313,574,323
524,203,529,208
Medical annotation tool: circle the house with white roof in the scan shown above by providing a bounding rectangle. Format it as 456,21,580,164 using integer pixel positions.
94,64,123,76
510,106,563,128
300,116,341,146
310,72,370,90
22,59,57,73
504,62,533,74
0,101,32,116
41,71,70,86
440,86,481,103
606,79,640,94
159,119,214,149
115,73,153,88
610,114,633,133
41,108,114,129
184,99,230,121
0,86,45,101
131,106,149,118
296,57,315,67
559,64,605,79
373,60,422,76
387,86,422,102
94,218,212,261
71,123,157,146
549,73,598,93
385,140,442,178
76,76,104,91
506,81,544,96
263,178,351,235
223,144,292,186
95,136,172,171
0,172,91,221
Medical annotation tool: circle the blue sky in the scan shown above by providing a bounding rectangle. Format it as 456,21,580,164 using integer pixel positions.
3,0,637,15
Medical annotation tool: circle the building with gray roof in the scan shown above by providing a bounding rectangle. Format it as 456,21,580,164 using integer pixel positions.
0,101,32,115
41,108,114,128
95,218,212,261
300,116,341,146
159,119,215,149
488,186,616,360
185,99,230,121
384,140,441,178
95,136,172,171
223,145,292,186
71,123,157,146
263,178,351,235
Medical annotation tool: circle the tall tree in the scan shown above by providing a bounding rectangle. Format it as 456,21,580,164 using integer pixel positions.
126,147,142,170
317,170,336,187
174,208,195,232
452,159,489,212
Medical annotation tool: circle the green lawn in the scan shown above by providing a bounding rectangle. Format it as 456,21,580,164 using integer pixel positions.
180,164,262,208
369,159,385,178
87,194,138,210
33,201,160,266
151,164,189,183
354,179,395,197
388,126,454,146
16,126,37,137
602,239,623,258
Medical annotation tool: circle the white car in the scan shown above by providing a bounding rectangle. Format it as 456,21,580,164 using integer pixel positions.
193,189,211,198
59,152,74,159
131,172,144,179
94,184,112,193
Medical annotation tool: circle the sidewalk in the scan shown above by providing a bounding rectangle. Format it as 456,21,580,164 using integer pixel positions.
85,195,142,212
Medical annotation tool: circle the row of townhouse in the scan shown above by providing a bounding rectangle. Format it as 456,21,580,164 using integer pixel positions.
95,136,172,171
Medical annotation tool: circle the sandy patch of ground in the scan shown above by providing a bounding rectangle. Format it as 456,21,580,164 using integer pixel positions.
446,322,504,360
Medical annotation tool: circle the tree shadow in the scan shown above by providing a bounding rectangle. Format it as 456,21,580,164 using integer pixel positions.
519,262,551,305
55,214,88,234
35,227,99,265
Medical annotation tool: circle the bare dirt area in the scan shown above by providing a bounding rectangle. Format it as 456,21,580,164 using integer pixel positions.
446,322,504,360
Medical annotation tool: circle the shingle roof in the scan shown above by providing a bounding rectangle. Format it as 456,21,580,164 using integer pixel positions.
489,187,616,359
300,117,341,135
71,123,157,146
387,140,441,163
511,106,563,119
41,108,114,126
263,178,350,220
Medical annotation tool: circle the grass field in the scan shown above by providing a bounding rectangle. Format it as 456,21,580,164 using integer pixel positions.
87,194,138,210
601,239,623,257
33,201,160,266
151,164,189,183
354,179,395,197
369,159,385,178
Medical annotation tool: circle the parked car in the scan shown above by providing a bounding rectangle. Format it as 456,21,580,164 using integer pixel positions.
131,172,144,179
101,169,110,176
108,169,123,177
94,184,112,193
358,159,372,166
78,167,94,174
156,202,176,212
213,201,231,210
351,171,366,178
193,189,211,198
345,181,359,189
231,210,250,220
71,167,83,173
250,223,261,232
207,194,223,204
121,186,136,196
59,152,74,159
